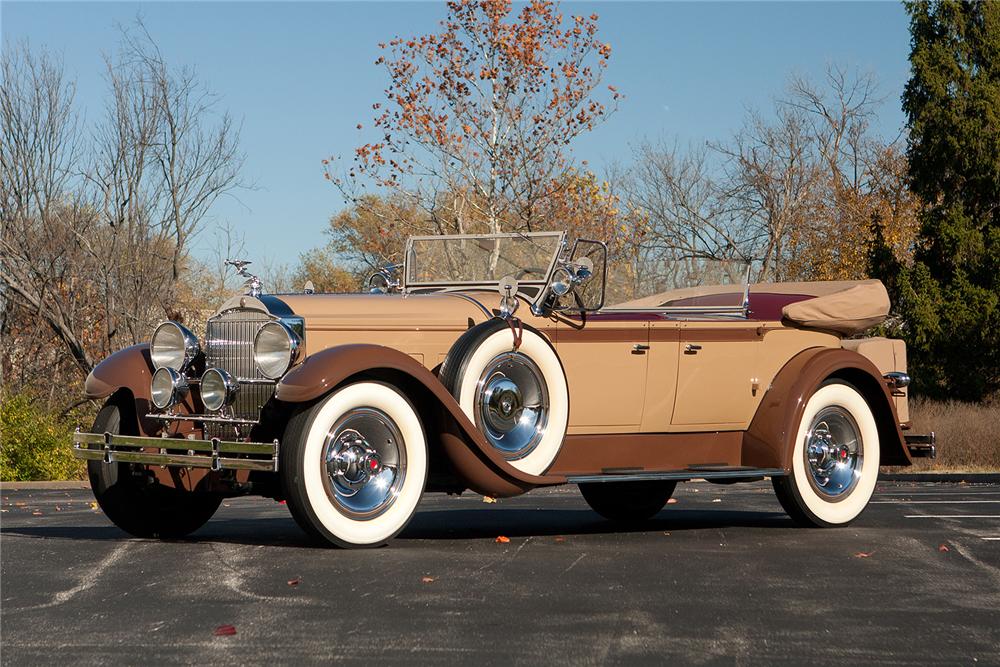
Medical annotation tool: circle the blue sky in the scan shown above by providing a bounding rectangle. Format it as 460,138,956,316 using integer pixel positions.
2,1,913,267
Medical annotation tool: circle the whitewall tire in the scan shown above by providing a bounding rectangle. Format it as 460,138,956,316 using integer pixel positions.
281,382,427,548
440,320,569,475
773,381,880,527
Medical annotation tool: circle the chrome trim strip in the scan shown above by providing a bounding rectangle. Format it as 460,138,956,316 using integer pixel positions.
72,430,279,472
146,412,260,425
567,468,787,483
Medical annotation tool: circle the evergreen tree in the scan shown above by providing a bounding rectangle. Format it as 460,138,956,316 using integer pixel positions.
899,0,1000,400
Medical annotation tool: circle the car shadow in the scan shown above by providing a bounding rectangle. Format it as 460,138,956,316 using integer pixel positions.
1,507,792,548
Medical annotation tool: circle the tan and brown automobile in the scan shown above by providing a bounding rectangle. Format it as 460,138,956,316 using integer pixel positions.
72,232,935,547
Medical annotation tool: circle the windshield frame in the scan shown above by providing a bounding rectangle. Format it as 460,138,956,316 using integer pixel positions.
402,232,566,298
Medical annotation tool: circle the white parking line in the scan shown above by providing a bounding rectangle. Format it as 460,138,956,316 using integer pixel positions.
872,500,1000,504
904,515,1000,519
875,491,1000,496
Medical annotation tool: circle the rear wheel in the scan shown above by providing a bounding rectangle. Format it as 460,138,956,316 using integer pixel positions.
281,382,427,548
772,381,879,527
579,480,677,522
87,402,222,539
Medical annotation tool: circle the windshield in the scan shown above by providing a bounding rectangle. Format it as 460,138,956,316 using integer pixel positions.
404,232,564,287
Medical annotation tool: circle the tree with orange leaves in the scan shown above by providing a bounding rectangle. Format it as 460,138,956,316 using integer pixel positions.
326,0,620,242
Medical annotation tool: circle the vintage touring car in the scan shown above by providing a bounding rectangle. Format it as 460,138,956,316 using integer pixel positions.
73,232,935,547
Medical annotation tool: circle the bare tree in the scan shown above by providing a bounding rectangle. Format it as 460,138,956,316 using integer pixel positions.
0,28,245,408
623,65,912,288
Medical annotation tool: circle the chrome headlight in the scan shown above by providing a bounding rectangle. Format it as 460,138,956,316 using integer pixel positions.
150,321,200,371
151,367,189,410
201,368,239,412
254,321,302,380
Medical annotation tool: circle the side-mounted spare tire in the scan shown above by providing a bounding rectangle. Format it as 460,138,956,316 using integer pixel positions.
439,318,569,475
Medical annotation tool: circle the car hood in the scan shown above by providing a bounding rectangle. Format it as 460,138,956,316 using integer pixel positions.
275,292,492,331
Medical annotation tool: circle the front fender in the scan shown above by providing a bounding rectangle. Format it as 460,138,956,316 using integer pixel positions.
742,347,910,470
276,344,565,496
84,344,157,436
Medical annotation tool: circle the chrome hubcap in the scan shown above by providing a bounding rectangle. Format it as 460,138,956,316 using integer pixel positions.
805,406,863,498
476,352,549,460
322,408,405,519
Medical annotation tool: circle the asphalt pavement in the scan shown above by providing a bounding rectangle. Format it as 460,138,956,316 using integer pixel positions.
2,480,999,665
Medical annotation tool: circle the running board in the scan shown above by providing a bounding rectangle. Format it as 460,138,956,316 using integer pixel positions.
566,467,787,484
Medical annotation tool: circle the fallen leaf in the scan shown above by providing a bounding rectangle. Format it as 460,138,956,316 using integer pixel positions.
89,502,98,510
938,544,950,553
482,496,498,504
421,576,436,583
277,500,287,505
287,578,301,587
854,551,874,559
666,498,678,505
14,502,26,507
213,625,237,636
495,535,510,544
554,536,566,542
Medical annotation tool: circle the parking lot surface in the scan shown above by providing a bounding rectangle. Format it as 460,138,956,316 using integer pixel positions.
2,480,998,665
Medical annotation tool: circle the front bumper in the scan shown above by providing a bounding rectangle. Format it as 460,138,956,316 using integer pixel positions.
72,430,279,472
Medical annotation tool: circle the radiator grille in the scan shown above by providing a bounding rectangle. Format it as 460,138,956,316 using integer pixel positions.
204,309,276,438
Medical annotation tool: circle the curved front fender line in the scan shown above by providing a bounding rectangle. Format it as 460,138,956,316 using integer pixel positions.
275,344,565,496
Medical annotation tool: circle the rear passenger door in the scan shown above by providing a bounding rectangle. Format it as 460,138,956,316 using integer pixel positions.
670,323,762,428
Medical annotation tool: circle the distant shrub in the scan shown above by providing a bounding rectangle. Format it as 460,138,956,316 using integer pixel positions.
0,392,87,481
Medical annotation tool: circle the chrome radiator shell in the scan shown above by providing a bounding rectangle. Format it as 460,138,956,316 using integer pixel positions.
204,308,277,436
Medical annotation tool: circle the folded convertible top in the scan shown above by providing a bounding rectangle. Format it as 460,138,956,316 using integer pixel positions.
608,279,890,336
773,280,890,335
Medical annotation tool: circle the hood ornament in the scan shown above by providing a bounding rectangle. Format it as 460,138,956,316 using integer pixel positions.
226,259,263,298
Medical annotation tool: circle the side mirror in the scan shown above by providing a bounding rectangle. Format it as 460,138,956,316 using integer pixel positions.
367,265,401,294
532,239,607,315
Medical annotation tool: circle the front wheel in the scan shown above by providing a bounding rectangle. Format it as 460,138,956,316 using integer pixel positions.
579,480,677,522
88,402,222,539
281,382,427,548
772,381,880,527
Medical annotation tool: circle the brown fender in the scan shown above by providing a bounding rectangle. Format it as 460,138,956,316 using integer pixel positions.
275,344,566,497
83,344,158,436
742,347,911,470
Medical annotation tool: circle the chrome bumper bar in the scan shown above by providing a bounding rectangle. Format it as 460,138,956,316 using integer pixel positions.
72,430,279,472
904,432,937,459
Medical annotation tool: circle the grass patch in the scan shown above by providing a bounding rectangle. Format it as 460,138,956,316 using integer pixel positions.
887,397,1000,472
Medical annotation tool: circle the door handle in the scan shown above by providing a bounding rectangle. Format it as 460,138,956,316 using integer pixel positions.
684,343,702,354
632,343,650,354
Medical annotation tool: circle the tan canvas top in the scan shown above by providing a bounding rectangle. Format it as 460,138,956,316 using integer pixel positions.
608,279,890,336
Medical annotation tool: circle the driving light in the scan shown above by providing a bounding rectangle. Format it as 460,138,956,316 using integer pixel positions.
150,367,189,410
254,321,302,379
201,368,239,412
150,321,200,371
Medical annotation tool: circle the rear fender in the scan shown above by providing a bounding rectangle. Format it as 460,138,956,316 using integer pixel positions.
276,344,565,497
743,347,910,470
